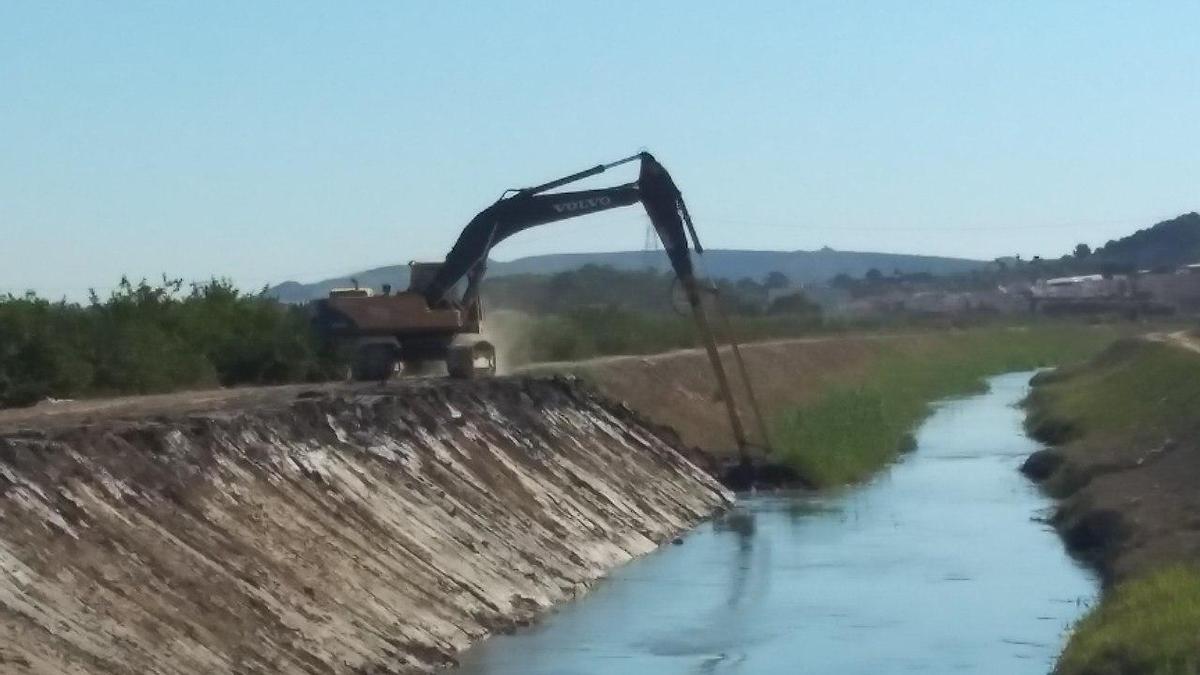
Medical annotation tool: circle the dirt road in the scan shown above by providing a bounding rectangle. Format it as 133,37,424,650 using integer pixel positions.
0,378,517,432
1146,328,1200,354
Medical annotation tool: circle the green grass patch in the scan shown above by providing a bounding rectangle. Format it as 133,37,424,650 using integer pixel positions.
1057,565,1200,675
771,325,1126,486
1025,339,1200,444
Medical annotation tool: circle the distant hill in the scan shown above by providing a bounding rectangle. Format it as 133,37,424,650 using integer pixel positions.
268,248,986,302
1092,212,1200,271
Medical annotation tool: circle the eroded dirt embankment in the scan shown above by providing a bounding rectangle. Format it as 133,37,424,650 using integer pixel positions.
524,334,906,454
0,377,730,673
1022,334,1200,583
1020,333,1200,674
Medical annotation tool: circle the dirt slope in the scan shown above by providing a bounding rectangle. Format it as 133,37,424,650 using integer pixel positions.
0,377,729,673
523,334,922,454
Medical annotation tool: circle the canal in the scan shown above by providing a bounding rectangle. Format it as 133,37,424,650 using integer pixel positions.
454,371,1097,674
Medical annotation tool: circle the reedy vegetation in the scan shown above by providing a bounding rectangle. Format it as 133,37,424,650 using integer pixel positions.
771,326,1129,486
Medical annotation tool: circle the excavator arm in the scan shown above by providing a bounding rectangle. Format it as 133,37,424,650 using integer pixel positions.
418,151,756,461
420,152,702,305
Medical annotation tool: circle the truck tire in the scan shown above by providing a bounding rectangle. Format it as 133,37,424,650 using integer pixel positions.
351,343,398,381
446,340,496,379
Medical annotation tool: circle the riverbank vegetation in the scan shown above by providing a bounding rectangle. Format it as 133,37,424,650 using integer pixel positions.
1025,337,1200,445
1022,337,1200,675
1057,565,1200,675
770,325,1129,486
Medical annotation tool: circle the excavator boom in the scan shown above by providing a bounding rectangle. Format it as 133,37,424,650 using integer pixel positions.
420,152,699,305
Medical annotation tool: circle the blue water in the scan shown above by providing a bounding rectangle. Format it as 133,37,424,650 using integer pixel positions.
454,372,1097,675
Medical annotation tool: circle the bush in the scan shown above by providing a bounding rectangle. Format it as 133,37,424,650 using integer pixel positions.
0,278,337,407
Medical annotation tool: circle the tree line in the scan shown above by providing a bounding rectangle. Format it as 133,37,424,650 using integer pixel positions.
1,267,825,408
0,278,336,408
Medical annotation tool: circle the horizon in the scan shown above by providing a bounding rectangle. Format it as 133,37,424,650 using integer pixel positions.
28,209,1200,299
4,2,1199,298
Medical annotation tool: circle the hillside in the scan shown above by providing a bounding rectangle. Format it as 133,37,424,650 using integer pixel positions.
268,248,985,302
1092,211,1200,271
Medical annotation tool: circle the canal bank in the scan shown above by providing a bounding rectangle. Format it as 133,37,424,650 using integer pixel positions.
540,325,1128,487
1023,335,1200,674
454,372,1096,674
0,378,730,673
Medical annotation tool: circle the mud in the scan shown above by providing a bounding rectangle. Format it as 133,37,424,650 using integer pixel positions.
0,377,730,673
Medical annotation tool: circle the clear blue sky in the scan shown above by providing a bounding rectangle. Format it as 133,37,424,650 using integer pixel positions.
3,1,1198,299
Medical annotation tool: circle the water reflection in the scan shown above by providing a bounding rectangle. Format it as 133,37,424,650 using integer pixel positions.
454,372,1097,675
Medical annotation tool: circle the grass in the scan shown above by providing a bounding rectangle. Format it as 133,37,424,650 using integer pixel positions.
1057,565,1200,675
1025,338,1200,444
770,325,1127,486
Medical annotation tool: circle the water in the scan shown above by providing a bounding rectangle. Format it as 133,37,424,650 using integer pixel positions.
454,372,1097,675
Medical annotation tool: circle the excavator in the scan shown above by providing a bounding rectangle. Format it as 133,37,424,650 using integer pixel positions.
313,152,765,457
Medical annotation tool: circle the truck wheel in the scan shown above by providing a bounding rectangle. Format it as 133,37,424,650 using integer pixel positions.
351,343,398,381
447,340,496,379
